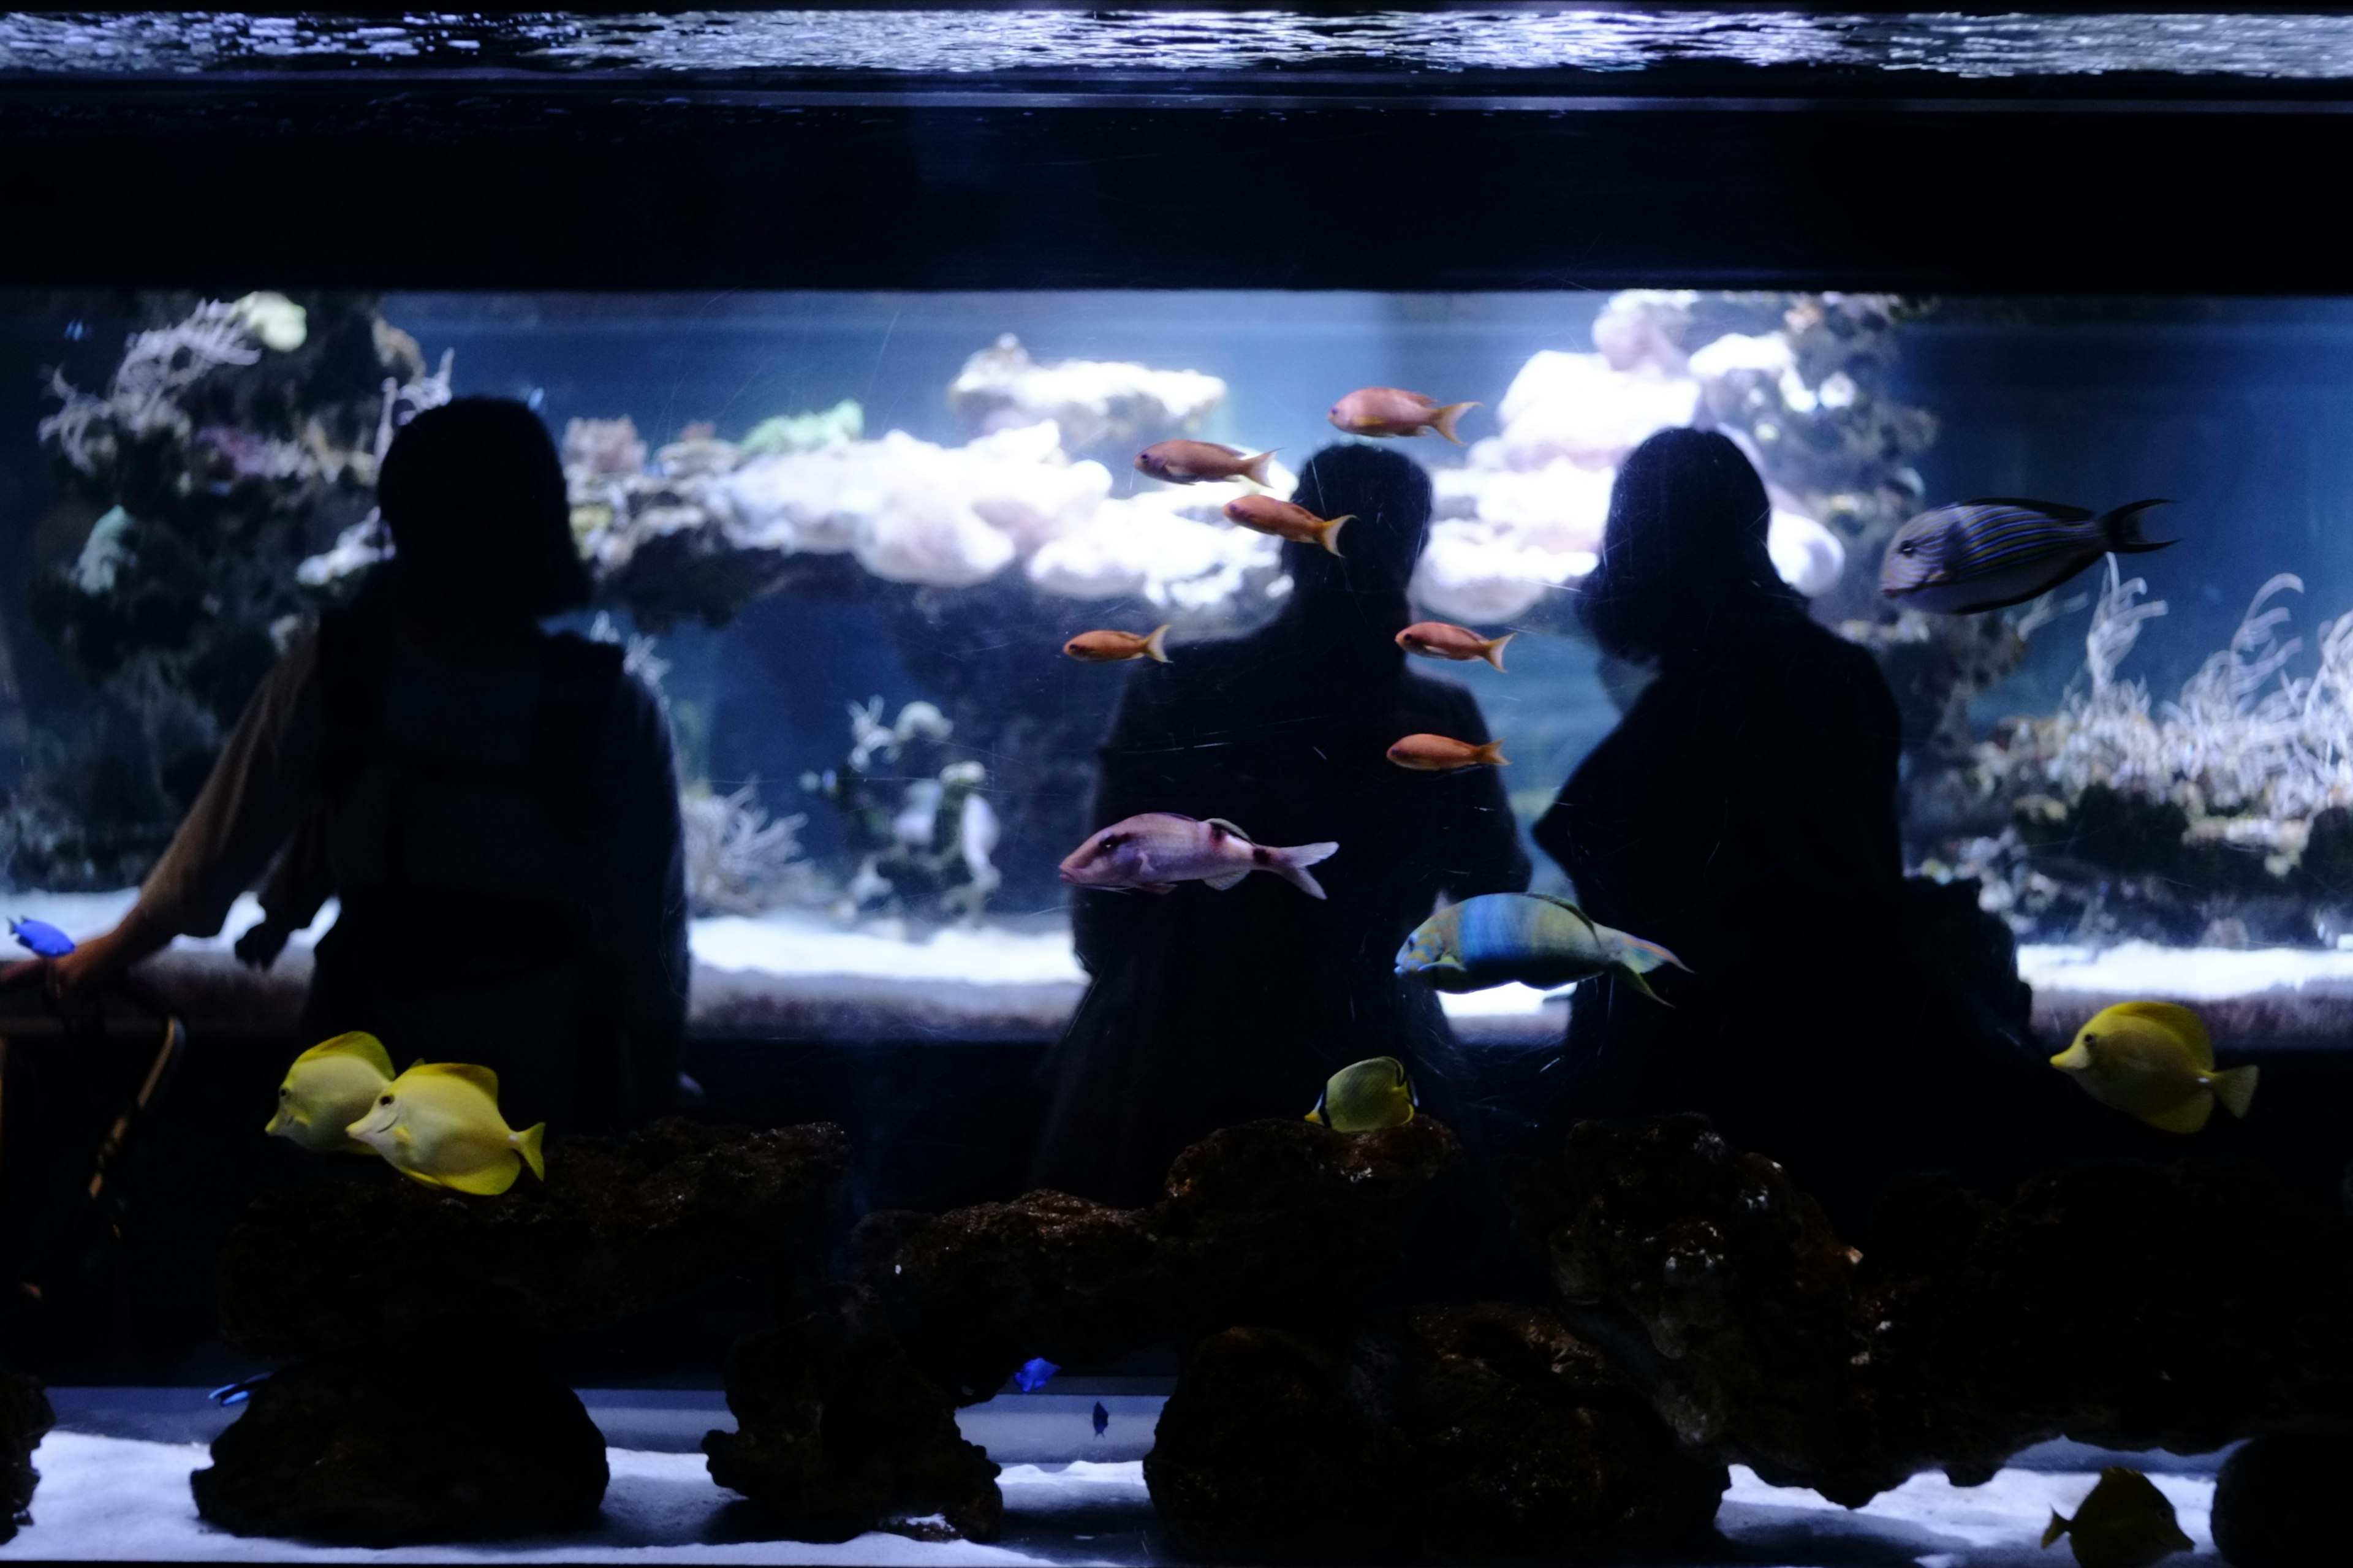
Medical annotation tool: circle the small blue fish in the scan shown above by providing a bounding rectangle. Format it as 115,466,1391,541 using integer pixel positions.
1879,498,2172,615
1092,1401,1109,1437
209,1374,268,1407
9,917,77,958
63,319,86,342
1014,1357,1059,1393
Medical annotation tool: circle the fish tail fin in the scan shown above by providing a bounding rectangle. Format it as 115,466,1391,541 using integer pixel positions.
1275,841,1339,900
1616,965,1671,1007
2212,1063,2259,1119
1480,632,1514,673
517,1123,547,1181
2041,1511,2069,1550
1474,740,1509,767
2102,498,2175,553
1430,401,1479,445
1143,624,1173,664
1240,449,1278,487
1612,933,1693,975
1319,515,1353,556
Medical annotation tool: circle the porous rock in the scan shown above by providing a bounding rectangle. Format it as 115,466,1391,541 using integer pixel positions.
1865,1160,2353,1477
704,1286,1002,1543
1507,1113,1896,1504
854,1116,1462,1401
1143,1305,1726,1562
191,1344,607,1544
1,1368,53,1545
1510,1115,2353,1507
2210,1433,2353,1568
218,1118,850,1357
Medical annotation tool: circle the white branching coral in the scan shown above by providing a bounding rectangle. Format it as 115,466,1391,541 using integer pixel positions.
2018,562,2353,830
681,780,814,916
40,301,266,472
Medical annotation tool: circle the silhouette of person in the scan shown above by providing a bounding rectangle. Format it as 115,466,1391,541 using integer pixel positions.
1031,444,1531,1206
20,400,688,1132
1535,428,2063,1230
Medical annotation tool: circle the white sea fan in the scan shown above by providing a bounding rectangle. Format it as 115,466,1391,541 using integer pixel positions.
681,781,813,916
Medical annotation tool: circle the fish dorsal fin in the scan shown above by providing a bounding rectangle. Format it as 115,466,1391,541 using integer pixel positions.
297,1031,396,1078
1960,497,2094,523
1204,817,1255,843
410,1061,502,1100
2108,1001,2213,1070
1528,893,1604,935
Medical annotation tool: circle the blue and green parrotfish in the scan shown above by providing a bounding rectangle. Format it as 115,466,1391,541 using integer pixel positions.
1395,893,1688,1002
1879,498,2172,615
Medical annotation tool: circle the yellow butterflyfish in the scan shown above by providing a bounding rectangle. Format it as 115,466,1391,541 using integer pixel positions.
346,1061,546,1195
2050,1001,2256,1134
1305,1056,1417,1134
264,1031,395,1155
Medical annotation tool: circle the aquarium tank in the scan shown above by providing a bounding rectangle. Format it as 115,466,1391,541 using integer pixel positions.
4,8,2353,1568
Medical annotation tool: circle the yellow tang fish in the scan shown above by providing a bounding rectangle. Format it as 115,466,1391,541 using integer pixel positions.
2050,1001,2256,1134
1305,1056,1416,1134
346,1062,547,1195
265,1031,396,1154
2041,1466,2192,1568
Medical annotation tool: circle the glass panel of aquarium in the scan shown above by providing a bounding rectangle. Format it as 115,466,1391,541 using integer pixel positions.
0,230,2347,1568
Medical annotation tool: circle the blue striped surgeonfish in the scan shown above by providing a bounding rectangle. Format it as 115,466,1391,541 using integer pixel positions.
1879,498,2172,615
1395,892,1688,1003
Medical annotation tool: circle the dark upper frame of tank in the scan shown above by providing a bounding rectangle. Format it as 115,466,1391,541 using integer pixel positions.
4,5,2353,293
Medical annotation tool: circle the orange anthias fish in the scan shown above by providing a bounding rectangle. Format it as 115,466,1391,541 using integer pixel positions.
1397,621,1515,672
1387,733,1509,772
1224,494,1352,556
1328,387,1479,444
1135,441,1277,486
1064,625,1173,664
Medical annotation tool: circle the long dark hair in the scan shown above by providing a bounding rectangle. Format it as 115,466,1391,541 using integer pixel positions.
1577,427,1802,662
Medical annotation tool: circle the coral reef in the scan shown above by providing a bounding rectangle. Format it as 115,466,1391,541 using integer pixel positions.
681,780,815,917
572,402,1286,629
798,697,1001,926
947,333,1225,454
852,1116,1464,1404
10,294,445,888
1507,1114,2353,1508
1144,1306,1727,1563
190,1344,609,1545
1417,291,1917,624
215,1118,849,1357
1938,562,2353,944
703,1284,1004,1543
0,1368,51,1547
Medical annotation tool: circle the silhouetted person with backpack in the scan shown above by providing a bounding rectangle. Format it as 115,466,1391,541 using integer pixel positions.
1032,444,1531,1205
18,399,688,1131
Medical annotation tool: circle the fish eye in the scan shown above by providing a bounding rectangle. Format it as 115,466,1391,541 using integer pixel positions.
377,1094,393,1105
1898,541,1917,555
278,1086,290,1097
1099,833,1126,850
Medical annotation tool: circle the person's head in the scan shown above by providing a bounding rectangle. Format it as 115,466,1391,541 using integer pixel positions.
1577,426,1799,662
376,398,588,626
1283,444,1432,624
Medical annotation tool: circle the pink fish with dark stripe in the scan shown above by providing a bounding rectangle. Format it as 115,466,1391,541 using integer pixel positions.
1058,814,1339,900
